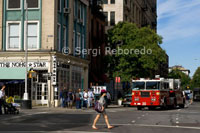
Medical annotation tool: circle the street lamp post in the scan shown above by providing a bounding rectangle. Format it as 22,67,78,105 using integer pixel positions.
24,1,28,100
21,1,32,109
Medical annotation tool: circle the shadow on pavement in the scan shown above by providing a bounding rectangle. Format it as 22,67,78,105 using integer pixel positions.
0,113,93,132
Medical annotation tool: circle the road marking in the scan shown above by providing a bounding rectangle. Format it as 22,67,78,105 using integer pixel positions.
142,115,145,117
176,121,179,124
134,124,200,130
176,118,179,120
137,117,141,119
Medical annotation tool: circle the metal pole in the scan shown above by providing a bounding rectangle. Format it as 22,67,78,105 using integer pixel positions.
24,1,28,100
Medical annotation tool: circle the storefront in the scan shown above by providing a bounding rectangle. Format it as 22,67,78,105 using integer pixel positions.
0,52,89,107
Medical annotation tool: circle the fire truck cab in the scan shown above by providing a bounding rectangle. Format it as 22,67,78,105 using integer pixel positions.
131,77,185,110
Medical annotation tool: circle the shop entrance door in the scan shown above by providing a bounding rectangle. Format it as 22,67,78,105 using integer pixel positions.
36,83,48,105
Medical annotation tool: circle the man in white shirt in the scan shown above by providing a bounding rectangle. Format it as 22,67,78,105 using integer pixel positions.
88,89,94,108
83,89,88,108
0,85,6,115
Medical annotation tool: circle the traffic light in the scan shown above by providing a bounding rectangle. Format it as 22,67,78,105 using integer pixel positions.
28,70,37,79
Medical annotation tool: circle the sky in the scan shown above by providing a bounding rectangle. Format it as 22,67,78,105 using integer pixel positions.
157,0,200,77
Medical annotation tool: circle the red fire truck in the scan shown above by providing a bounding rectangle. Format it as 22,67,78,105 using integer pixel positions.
130,77,185,110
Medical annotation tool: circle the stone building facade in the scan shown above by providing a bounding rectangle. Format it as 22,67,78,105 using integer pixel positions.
102,0,157,31
0,0,89,107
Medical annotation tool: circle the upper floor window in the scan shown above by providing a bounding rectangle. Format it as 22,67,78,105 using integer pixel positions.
58,0,61,12
110,11,115,26
26,0,39,8
78,2,81,20
64,0,68,8
102,0,108,4
8,0,21,9
27,22,39,49
82,7,85,25
103,12,108,26
7,22,21,50
57,24,61,51
63,26,67,48
110,0,115,4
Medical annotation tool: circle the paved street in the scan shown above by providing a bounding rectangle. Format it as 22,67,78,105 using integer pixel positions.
0,102,200,133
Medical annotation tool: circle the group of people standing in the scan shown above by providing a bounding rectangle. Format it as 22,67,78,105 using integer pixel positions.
60,88,95,109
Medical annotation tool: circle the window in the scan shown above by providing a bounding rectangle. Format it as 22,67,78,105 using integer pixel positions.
103,12,108,26
57,24,61,51
64,0,68,8
82,7,85,25
27,23,38,49
102,0,108,4
8,0,20,9
110,0,115,4
110,11,115,26
26,0,39,8
63,26,66,48
58,0,61,12
78,2,81,20
82,34,84,57
73,31,75,55
7,23,20,50
74,0,76,17
77,33,81,49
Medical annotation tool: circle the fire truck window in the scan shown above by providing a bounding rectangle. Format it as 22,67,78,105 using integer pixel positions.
132,82,145,90
146,82,160,90
164,83,169,89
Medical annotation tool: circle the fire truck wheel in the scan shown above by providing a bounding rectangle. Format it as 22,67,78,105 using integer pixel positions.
137,106,142,110
148,107,155,110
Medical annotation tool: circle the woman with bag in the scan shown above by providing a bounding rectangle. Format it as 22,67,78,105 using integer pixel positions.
92,89,114,130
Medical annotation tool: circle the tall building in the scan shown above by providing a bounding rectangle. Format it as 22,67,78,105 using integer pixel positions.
0,0,89,107
88,0,108,85
102,0,157,31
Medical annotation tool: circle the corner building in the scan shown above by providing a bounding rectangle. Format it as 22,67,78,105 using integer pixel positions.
0,0,89,107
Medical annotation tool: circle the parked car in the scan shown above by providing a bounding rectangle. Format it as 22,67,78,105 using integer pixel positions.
122,94,132,107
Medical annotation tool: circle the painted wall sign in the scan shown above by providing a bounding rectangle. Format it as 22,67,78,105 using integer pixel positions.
52,56,57,85
0,62,49,68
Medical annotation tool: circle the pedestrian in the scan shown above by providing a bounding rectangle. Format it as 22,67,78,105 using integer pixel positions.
92,89,114,130
60,88,65,108
107,91,111,106
83,89,88,108
67,89,74,109
79,89,84,108
75,89,81,109
0,85,6,115
88,89,94,108
63,88,68,107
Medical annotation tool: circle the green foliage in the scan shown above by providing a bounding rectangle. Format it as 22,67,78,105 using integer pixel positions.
190,67,200,89
168,69,191,89
105,22,167,82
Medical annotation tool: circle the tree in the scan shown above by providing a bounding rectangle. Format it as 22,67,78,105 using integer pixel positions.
105,22,167,82
168,69,191,89
190,67,200,89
